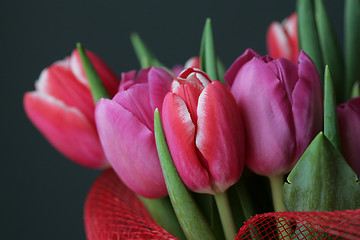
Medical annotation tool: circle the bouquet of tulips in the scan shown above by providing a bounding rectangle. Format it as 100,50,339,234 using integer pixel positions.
23,0,360,239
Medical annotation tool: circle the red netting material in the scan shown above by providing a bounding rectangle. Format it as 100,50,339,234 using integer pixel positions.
84,169,177,240
236,210,360,240
84,169,360,240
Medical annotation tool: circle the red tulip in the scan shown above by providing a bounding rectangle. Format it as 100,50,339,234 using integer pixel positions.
267,13,299,64
337,97,360,177
95,67,173,198
24,49,120,168
162,68,245,194
225,49,323,177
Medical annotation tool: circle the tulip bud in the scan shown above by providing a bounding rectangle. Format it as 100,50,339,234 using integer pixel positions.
162,68,245,194
267,13,299,64
172,57,201,77
184,57,201,69
337,97,360,177
225,49,323,177
24,49,120,168
95,67,173,198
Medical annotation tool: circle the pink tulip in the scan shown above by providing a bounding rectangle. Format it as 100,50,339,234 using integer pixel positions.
267,13,299,64
225,49,323,177
23,49,120,168
162,68,245,194
337,97,360,177
95,67,173,198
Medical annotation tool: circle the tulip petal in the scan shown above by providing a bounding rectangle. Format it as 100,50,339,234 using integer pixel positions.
147,67,173,115
283,13,299,63
338,97,360,177
24,92,106,168
224,49,260,87
118,70,137,91
162,93,211,193
95,98,167,198
267,22,292,62
266,58,298,105
196,81,244,192
171,65,183,77
292,51,323,162
171,80,204,124
231,58,295,176
70,50,120,97
36,60,96,124
184,57,200,69
113,84,154,132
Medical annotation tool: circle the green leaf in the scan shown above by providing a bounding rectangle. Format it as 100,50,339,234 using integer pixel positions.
297,0,324,83
351,81,360,98
229,180,262,239
283,132,360,211
138,196,186,240
324,66,341,150
76,43,110,103
345,0,360,100
227,185,246,231
216,57,226,85
154,109,216,240
130,33,163,69
315,0,344,102
200,18,218,81
233,178,255,222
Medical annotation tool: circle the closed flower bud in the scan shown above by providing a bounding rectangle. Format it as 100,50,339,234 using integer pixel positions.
95,67,173,198
225,49,323,177
267,13,299,64
24,49,120,168
162,68,245,194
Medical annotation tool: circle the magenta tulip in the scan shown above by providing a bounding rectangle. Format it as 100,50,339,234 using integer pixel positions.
338,97,360,177
95,67,173,198
225,49,323,177
162,68,245,194
24,49,120,168
267,13,299,64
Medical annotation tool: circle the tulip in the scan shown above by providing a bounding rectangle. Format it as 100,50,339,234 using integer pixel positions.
225,49,323,177
162,68,245,194
184,56,201,69
24,49,120,168
337,97,360,177
172,57,201,77
95,67,173,198
267,13,299,64
120,57,201,91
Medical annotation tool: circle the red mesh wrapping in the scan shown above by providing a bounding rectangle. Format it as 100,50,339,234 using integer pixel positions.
84,169,177,240
85,169,360,240
236,210,360,240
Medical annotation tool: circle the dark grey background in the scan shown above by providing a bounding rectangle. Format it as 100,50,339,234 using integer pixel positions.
2,0,343,239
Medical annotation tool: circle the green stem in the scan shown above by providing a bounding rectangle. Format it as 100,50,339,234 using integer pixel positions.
214,191,236,240
269,176,291,240
269,175,287,212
